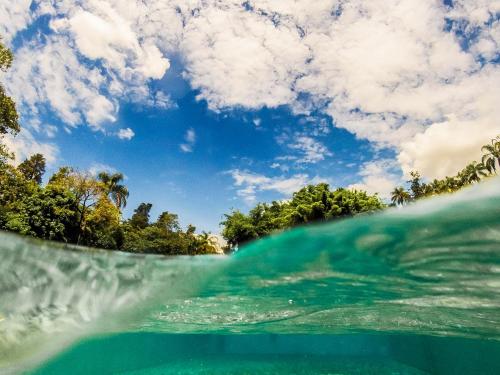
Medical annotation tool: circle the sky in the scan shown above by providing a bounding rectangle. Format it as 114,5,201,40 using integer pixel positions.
1,0,499,232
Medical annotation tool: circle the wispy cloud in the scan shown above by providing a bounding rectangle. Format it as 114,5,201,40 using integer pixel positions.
88,162,118,177
289,136,332,164
116,128,135,140
180,128,196,153
228,169,329,204
2,129,58,166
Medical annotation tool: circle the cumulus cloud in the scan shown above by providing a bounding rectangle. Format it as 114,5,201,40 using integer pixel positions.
181,2,310,111
229,169,328,204
398,114,500,179
5,37,116,130
185,0,498,179
1,0,172,136
50,4,169,79
2,130,58,166
179,0,499,179
116,127,135,140
180,128,196,152
2,0,500,181
349,159,403,200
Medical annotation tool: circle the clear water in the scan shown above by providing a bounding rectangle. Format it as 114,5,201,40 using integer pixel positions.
1,178,499,374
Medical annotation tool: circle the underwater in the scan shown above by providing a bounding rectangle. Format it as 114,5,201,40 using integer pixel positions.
1,178,499,374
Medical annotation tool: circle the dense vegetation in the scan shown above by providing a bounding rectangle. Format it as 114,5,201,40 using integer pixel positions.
0,38,498,255
0,160,220,254
221,184,384,250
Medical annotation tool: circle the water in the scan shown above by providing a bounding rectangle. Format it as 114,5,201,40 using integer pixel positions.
1,178,500,374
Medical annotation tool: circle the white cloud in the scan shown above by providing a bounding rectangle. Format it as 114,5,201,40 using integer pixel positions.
349,159,403,200
43,125,58,138
181,0,498,178
181,2,310,111
146,91,177,110
399,114,500,179
2,130,58,166
288,135,332,164
117,127,135,140
2,0,500,180
0,0,33,44
180,128,196,152
50,4,169,79
5,37,116,130
229,169,328,204
2,0,172,138
88,162,118,176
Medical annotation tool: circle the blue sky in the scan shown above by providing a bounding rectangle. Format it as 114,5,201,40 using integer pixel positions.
1,1,499,232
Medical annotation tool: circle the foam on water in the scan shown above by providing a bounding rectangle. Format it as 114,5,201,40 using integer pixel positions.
1,178,500,373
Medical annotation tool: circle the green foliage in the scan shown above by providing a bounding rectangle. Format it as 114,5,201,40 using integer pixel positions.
17,153,46,184
4,185,79,241
47,167,105,244
221,183,385,250
391,187,411,206
130,203,153,229
221,210,258,249
121,208,205,255
82,197,123,249
0,39,13,71
0,161,213,254
0,38,19,135
481,136,500,174
97,172,129,209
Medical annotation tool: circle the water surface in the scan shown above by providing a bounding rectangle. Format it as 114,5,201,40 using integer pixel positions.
1,179,499,374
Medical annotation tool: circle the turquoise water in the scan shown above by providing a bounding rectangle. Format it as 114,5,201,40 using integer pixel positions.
1,179,500,374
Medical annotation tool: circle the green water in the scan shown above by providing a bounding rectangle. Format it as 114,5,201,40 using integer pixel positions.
1,179,500,374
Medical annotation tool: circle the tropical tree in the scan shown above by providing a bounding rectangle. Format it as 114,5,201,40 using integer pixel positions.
458,162,488,184
221,210,258,248
48,167,106,244
84,196,123,249
407,171,426,199
391,187,411,206
130,202,153,229
193,232,220,254
17,153,46,184
2,184,79,242
221,184,385,250
481,136,500,174
0,38,20,136
97,172,129,209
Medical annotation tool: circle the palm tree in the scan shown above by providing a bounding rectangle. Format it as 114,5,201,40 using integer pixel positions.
459,162,488,184
97,172,129,209
391,187,411,206
481,136,500,174
195,232,219,254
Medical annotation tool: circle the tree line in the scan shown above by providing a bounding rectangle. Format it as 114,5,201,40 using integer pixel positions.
221,184,385,250
390,137,500,206
0,158,220,255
